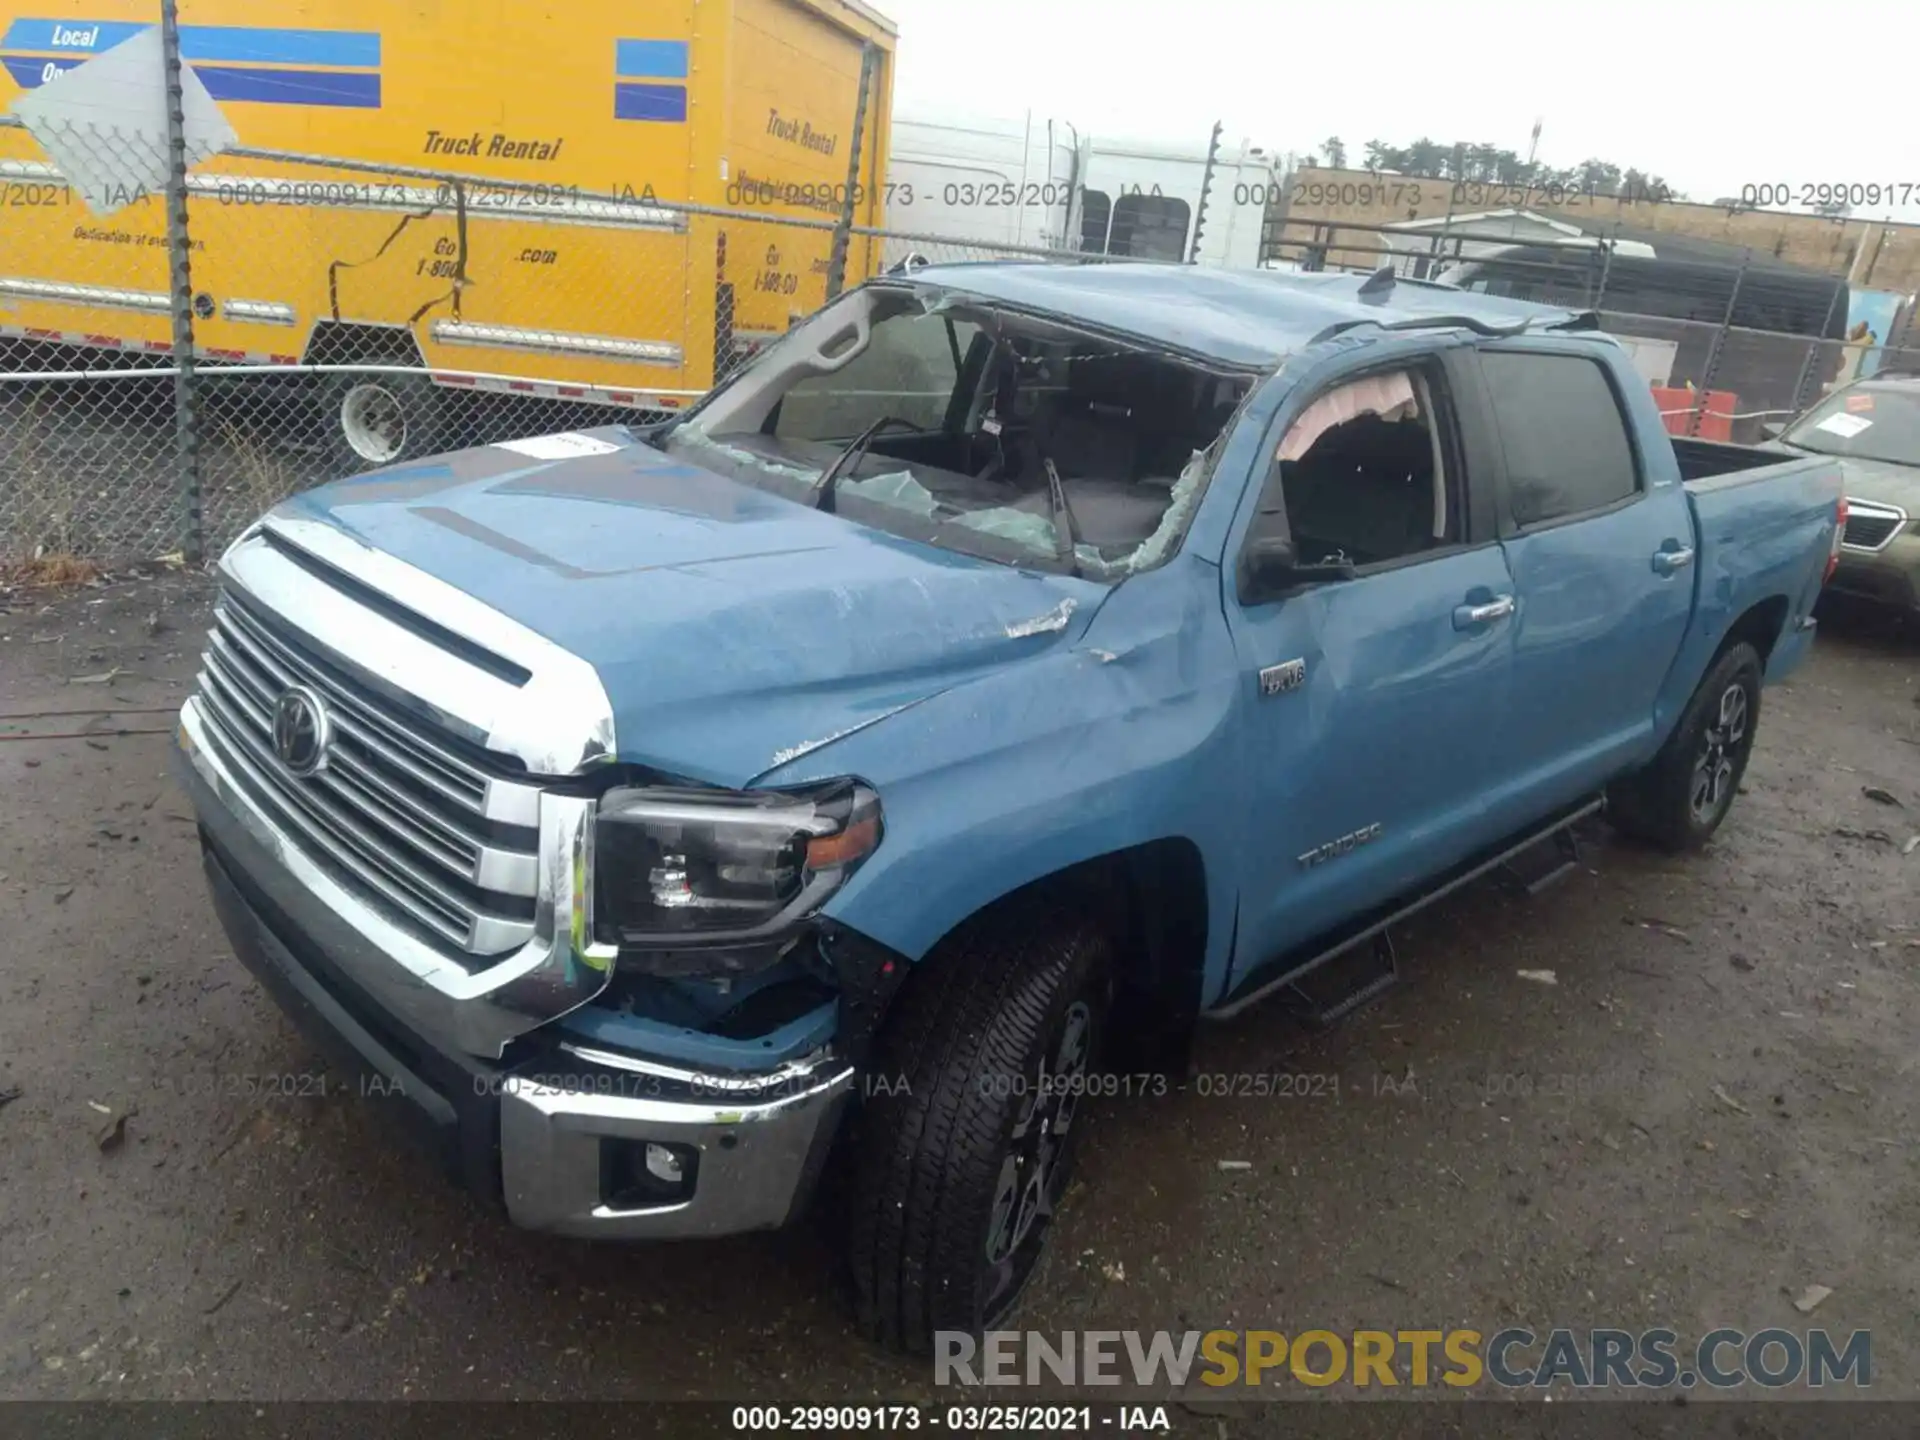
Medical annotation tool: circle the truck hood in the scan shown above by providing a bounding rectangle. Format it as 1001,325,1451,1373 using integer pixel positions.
277,432,1106,787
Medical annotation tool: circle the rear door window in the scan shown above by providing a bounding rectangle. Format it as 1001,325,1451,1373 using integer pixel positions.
1480,351,1639,527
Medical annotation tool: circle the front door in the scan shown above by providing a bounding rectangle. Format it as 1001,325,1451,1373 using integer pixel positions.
1223,353,1518,984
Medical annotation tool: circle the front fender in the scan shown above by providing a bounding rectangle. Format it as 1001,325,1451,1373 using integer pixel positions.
760,553,1244,1003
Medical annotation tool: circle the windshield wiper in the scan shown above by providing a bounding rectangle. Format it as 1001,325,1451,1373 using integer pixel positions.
812,416,920,512
1043,459,1085,576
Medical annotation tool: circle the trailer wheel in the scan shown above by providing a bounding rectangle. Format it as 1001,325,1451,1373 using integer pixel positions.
847,903,1111,1355
325,373,447,471
1608,641,1763,852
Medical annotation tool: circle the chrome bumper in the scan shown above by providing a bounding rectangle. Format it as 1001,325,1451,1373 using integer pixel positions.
501,1057,854,1238
178,707,854,1239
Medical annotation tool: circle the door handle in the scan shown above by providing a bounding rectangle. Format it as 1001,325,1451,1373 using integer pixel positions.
1453,595,1515,629
1652,546,1695,575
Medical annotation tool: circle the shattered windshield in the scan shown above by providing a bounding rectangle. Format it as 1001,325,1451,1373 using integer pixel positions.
656,284,1253,579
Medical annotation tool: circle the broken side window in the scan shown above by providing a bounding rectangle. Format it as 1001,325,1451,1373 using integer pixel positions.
1274,368,1459,568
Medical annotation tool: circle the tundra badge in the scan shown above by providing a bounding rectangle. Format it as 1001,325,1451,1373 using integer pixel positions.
1259,659,1306,696
1298,822,1384,869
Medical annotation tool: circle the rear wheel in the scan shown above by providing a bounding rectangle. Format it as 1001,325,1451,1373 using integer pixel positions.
325,373,447,472
847,905,1111,1355
1608,641,1763,851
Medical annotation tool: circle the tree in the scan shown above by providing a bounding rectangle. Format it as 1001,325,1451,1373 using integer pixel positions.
1403,137,1446,178
1362,138,1401,172
1352,137,1683,201
1320,136,1347,169
1575,159,1622,195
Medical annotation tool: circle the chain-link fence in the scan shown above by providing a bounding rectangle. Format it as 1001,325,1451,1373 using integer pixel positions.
1266,213,1920,443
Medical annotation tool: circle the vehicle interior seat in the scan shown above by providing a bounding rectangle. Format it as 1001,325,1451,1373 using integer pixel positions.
1281,412,1439,565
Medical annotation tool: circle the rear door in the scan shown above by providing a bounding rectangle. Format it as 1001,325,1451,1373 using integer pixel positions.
1467,340,1695,830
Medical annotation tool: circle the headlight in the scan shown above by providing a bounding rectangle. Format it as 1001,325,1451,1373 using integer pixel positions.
594,779,881,950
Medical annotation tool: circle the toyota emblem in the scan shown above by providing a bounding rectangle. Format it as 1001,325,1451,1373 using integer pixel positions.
271,686,331,776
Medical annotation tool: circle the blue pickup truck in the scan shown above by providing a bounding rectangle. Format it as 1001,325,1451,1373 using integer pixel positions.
173,262,1843,1355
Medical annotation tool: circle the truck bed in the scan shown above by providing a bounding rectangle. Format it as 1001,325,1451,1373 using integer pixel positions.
1656,446,1841,737
1671,434,1799,483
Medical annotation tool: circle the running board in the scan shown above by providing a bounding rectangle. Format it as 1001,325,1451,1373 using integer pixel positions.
1204,795,1607,1023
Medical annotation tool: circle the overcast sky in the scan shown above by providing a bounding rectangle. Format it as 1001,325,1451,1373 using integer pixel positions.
885,0,1920,225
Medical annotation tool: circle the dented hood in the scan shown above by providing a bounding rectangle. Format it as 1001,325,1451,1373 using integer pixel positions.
277,432,1105,787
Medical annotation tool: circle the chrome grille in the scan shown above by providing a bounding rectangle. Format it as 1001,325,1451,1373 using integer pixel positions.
193,591,543,957
1842,500,1907,553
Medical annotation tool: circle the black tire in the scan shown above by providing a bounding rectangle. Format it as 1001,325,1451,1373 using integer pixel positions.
324,372,448,473
1608,641,1763,852
848,903,1112,1355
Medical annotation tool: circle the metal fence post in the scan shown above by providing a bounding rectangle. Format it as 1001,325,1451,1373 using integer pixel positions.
1590,220,1619,311
159,0,204,562
824,41,876,300
1787,281,1849,418
1688,248,1748,439
1187,121,1223,264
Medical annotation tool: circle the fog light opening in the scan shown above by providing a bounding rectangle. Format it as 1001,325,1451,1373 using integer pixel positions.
601,1138,699,1209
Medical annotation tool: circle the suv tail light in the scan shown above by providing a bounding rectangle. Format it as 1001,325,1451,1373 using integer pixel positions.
1825,495,1848,584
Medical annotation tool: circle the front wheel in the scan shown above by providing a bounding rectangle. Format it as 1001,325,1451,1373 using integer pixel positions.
1608,641,1764,851
847,908,1111,1355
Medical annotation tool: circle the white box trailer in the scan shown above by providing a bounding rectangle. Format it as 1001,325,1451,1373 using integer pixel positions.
1077,134,1279,268
883,111,1278,268
887,108,1082,253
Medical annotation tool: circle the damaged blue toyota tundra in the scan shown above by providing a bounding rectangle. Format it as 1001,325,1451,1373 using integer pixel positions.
173,262,1844,1355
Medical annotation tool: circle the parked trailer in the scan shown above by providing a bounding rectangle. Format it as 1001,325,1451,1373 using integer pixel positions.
1076,134,1279,267
0,0,897,465
885,108,1083,254
881,113,1280,269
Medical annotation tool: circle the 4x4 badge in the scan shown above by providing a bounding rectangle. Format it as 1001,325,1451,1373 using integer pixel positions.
1259,659,1306,696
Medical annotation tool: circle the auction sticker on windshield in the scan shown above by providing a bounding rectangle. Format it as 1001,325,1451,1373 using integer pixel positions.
1815,413,1874,439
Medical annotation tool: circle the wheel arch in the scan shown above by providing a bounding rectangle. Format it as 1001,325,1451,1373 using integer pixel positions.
301,320,428,369
893,836,1211,1073
1717,593,1792,665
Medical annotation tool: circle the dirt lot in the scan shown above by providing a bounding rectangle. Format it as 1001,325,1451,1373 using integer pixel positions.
2,572,1917,1416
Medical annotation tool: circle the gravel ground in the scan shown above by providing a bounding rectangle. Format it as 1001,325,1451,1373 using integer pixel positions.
1,573,1917,1421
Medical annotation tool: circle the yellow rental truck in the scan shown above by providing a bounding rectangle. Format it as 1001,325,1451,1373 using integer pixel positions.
0,0,896,465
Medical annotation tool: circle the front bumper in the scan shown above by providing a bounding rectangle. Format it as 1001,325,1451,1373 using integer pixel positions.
174,717,854,1240
1829,531,1920,613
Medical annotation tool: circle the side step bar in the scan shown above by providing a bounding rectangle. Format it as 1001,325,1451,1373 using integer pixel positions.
1284,932,1399,1029
1497,825,1586,897
1204,795,1606,1023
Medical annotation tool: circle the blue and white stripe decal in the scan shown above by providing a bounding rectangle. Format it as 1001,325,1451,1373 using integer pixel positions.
614,38,687,123
197,66,380,108
1,19,381,107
